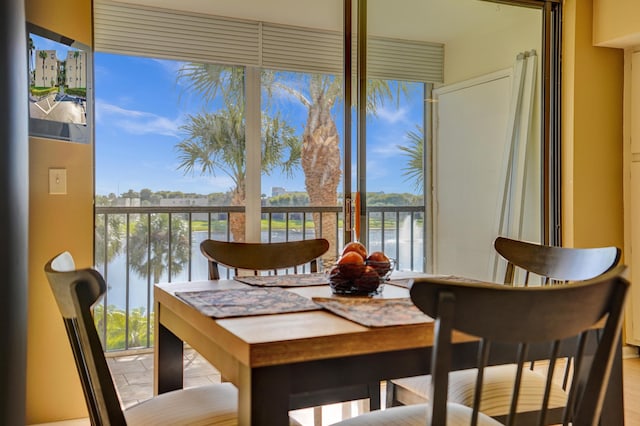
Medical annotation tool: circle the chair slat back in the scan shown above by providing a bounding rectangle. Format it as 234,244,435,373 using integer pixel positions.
200,238,330,279
45,252,127,426
410,265,628,426
494,237,621,285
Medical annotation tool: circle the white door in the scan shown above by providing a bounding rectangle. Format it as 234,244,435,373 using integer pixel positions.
432,70,513,281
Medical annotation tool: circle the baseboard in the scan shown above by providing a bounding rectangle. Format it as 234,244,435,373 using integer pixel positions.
29,419,89,426
623,344,639,359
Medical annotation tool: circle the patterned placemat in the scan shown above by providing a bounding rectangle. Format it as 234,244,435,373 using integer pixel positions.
234,273,329,287
176,288,321,318
388,275,484,289
312,297,431,327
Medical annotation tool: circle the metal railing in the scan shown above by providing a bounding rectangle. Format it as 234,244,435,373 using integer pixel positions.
94,205,425,351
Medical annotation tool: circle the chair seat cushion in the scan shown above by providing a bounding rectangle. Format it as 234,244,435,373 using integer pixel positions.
124,383,238,426
392,364,568,417
333,402,503,425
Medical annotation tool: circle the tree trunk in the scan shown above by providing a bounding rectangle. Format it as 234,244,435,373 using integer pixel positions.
230,184,246,242
302,103,341,267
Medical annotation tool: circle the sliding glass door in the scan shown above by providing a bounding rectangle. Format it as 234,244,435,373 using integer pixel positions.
357,0,558,280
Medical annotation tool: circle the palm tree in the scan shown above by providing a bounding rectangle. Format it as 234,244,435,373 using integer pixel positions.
267,72,403,263
128,213,190,284
176,65,300,242
93,304,153,350
73,51,80,88
178,64,403,257
95,213,125,268
177,103,299,241
28,37,35,84
39,50,47,86
77,51,83,88
398,125,424,192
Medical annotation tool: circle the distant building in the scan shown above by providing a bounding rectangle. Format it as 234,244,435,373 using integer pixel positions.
114,197,141,207
159,198,209,207
66,50,87,89
271,186,286,197
34,49,57,87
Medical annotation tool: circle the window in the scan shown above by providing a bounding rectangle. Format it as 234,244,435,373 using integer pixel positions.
92,0,560,350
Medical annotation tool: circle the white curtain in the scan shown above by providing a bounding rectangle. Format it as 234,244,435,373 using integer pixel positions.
491,50,538,281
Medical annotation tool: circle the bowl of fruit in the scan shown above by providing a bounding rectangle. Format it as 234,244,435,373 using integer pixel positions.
328,242,395,296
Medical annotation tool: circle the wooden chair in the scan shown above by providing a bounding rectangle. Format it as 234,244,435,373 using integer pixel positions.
201,238,376,424
335,265,629,426
494,236,621,286
387,237,621,424
200,238,330,279
44,251,238,425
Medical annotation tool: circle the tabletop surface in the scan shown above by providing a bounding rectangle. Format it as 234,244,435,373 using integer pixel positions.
155,274,479,368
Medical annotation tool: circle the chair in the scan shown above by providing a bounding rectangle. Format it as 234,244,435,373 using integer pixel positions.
44,251,238,425
201,238,376,424
387,237,621,424
200,238,330,280
334,265,629,426
494,236,621,286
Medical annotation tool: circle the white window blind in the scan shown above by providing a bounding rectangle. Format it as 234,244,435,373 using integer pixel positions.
94,0,443,83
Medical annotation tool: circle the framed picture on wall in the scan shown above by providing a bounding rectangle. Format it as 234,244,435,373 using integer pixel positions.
27,23,93,144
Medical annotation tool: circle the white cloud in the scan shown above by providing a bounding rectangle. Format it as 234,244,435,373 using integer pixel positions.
96,99,183,137
374,105,409,124
152,58,185,76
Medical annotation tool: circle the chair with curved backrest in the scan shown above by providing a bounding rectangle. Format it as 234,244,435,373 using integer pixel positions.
387,237,621,424
494,236,621,286
335,266,629,426
201,238,364,425
45,251,238,425
200,238,330,280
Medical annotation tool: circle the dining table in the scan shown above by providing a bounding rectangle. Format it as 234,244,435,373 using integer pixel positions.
153,273,625,426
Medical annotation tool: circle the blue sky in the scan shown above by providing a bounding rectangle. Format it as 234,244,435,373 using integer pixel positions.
94,53,424,197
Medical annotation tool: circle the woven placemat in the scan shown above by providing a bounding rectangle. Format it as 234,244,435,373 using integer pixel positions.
388,275,484,289
312,297,431,327
176,288,321,318
234,273,329,287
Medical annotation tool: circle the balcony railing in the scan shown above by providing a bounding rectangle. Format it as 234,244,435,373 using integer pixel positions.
94,205,425,351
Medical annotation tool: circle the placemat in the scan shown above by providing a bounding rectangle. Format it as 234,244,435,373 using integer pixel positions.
387,275,484,289
312,297,431,327
234,273,329,287
176,288,321,318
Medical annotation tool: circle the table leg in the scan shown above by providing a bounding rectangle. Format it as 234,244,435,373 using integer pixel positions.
368,382,381,410
238,364,291,426
154,307,184,395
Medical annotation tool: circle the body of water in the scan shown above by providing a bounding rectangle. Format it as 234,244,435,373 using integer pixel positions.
100,224,424,313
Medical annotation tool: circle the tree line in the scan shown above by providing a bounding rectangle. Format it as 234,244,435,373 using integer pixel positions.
96,189,423,207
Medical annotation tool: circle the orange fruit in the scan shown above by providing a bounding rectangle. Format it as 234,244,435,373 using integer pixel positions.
366,251,390,263
337,251,365,265
342,241,368,259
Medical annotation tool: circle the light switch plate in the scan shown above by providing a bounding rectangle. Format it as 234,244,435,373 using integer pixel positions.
49,168,67,195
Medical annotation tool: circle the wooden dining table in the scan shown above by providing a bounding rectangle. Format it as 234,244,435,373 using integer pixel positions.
153,275,625,426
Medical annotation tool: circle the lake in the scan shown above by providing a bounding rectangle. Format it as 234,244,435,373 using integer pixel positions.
99,225,424,312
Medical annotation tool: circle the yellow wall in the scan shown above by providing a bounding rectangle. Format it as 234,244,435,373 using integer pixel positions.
26,0,94,423
593,0,640,48
562,0,624,250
